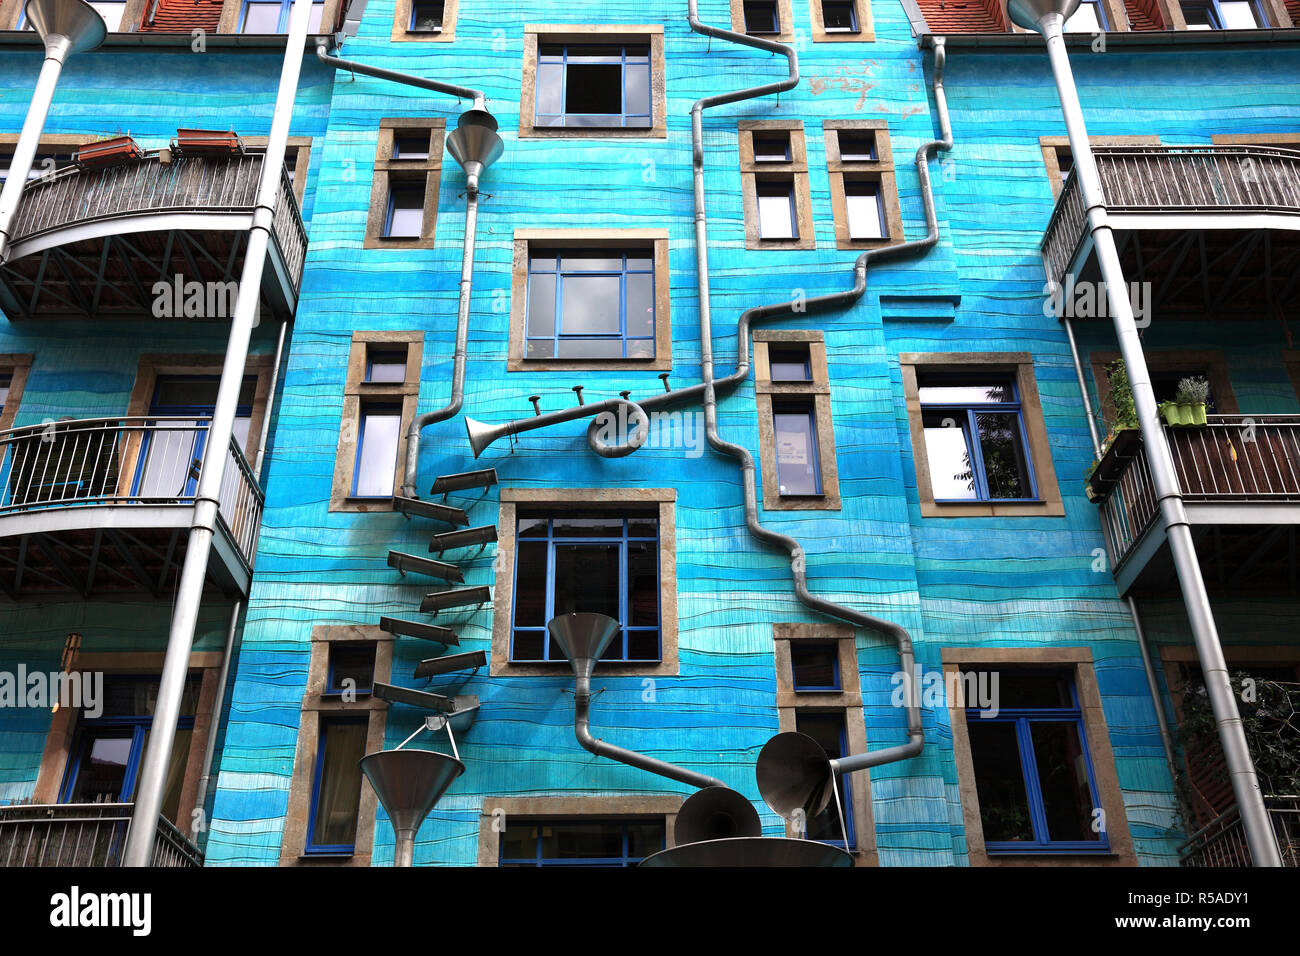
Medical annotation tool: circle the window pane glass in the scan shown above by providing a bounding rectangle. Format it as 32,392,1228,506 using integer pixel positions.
837,131,875,160
967,721,1034,842
975,412,1032,499
627,822,666,858
514,540,549,628
922,412,978,500
308,0,324,32
769,345,811,381
354,409,400,497
624,64,651,119
513,630,545,661
241,2,282,32
744,0,780,33
329,643,376,692
393,134,429,159
774,408,821,495
526,272,557,339
845,183,884,239
410,1,443,30
366,349,407,383
792,643,840,689
1181,2,1214,27
753,133,791,162
311,720,368,849
991,671,1074,709
628,540,658,627
1218,0,1260,26
1031,722,1100,843
625,273,654,339
822,0,858,30
552,516,624,537
560,276,622,336
553,543,619,619
562,254,624,272
69,730,132,802
556,338,625,359
565,64,623,116
757,183,796,239
536,63,565,116
386,185,424,238
553,823,624,859
918,380,1014,405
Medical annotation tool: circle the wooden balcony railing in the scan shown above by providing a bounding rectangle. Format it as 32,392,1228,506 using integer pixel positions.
1042,146,1300,283
0,802,203,868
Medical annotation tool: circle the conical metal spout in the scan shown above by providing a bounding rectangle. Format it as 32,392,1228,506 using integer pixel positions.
446,108,504,196
1007,0,1080,30
360,749,466,867
23,0,107,53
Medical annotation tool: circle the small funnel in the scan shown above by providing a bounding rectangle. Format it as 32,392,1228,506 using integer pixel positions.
446,109,504,189
23,0,107,53
547,612,619,682
360,749,465,867
1006,0,1080,31
756,731,835,823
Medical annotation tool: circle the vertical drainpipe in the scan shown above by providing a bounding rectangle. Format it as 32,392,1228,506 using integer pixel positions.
122,0,316,866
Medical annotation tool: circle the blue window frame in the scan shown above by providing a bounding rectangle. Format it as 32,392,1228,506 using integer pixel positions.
919,374,1038,502
1063,0,1108,30
534,44,652,129
351,404,402,498
792,643,841,691
133,375,254,501
796,711,856,849
773,402,822,496
1180,0,1266,28
408,0,444,32
964,670,1109,854
326,643,376,695
511,513,661,664
239,0,325,33
525,250,656,360
836,130,877,161
753,132,793,163
383,182,425,238
499,819,666,866
305,716,368,855
821,0,860,32
768,344,812,382
844,179,887,240
365,348,408,384
743,0,781,34
757,178,798,239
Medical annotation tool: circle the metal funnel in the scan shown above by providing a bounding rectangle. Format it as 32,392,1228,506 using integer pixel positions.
464,416,500,458
756,731,835,823
446,109,504,188
1006,0,1080,31
23,0,107,53
640,837,853,867
360,749,465,867
547,612,620,682
674,786,762,846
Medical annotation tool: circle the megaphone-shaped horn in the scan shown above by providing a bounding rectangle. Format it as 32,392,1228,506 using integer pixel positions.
465,416,510,458
756,732,835,824
674,786,762,846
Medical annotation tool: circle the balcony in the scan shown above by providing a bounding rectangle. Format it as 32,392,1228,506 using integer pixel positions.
0,802,203,867
1178,795,1300,867
1090,415,1300,595
0,417,263,599
1042,146,1300,317
0,148,307,321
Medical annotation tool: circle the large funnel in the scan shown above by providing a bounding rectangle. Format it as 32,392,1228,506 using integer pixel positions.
23,0,107,52
547,612,620,682
756,731,835,824
360,749,465,867
1006,0,1080,31
446,109,504,190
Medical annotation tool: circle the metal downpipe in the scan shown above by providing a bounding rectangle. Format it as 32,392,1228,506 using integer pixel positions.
1035,13,1279,866
314,42,485,111
253,318,289,479
190,600,242,843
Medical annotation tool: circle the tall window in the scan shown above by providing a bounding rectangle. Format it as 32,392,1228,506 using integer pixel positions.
306,716,368,855
535,44,652,129
919,375,1036,502
0,372,10,419
796,712,856,849
755,333,840,509
525,250,655,360
511,512,661,664
499,819,666,866
757,180,798,240
773,403,822,496
844,180,886,240
1180,0,1266,27
825,122,900,250
384,182,426,239
240,0,325,32
352,405,402,498
366,120,443,249
1063,0,1107,30
964,670,1106,854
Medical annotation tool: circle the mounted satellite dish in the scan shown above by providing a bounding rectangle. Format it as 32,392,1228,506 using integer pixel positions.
360,749,464,867
756,731,835,822
673,786,762,846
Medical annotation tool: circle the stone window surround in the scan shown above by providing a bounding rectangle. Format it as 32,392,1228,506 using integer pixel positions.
507,228,673,372
1038,135,1161,199
1088,347,1240,431
475,795,684,866
279,624,393,866
329,330,424,513
740,120,816,251
127,352,274,457
518,25,668,140
900,351,1066,518
753,330,841,511
391,0,458,42
32,650,223,833
0,0,346,35
364,119,446,250
824,120,903,251
731,0,797,40
941,645,1138,867
773,621,878,865
490,487,679,677
0,353,33,431
808,0,876,42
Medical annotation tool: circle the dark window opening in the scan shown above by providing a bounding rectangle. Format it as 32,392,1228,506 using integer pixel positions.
769,344,812,382
500,819,666,866
795,712,855,848
744,0,781,34
837,130,876,161
822,0,860,32
409,0,444,32
753,132,793,162
326,643,377,695
792,643,841,691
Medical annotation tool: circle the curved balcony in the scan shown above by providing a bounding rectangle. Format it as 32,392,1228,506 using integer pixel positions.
0,148,306,322
1042,146,1300,317
0,417,263,599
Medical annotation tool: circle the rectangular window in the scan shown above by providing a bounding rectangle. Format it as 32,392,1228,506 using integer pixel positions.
826,121,900,249
240,0,325,32
510,512,661,664
821,0,859,31
964,670,1107,854
773,403,822,496
919,376,1036,502
792,642,841,691
1181,0,1265,27
352,405,402,498
743,0,781,32
757,179,798,240
837,131,876,161
392,134,430,160
1064,0,1107,30
795,711,856,849
535,44,652,129
844,180,886,240
365,346,408,384
768,344,812,382
366,120,443,249
753,132,793,163
0,373,10,418
525,250,655,360
326,643,376,695
1150,368,1217,411
409,0,444,31
306,716,368,855
499,819,666,866
384,182,425,239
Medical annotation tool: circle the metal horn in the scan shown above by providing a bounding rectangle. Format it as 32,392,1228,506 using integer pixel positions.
464,395,650,459
674,786,762,846
464,416,508,458
756,732,835,824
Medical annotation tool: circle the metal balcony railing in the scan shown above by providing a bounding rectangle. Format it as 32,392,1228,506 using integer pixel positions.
1094,415,1300,570
5,148,308,294
1179,795,1300,867
1042,146,1300,283
0,417,264,569
0,802,203,867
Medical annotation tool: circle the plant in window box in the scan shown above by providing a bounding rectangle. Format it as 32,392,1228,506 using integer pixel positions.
1158,375,1210,427
74,134,144,170
1083,360,1139,498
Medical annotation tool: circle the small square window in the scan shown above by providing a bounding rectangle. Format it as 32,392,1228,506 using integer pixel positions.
821,0,859,32
768,344,812,382
384,182,425,238
792,643,841,690
744,0,781,34
845,180,886,240
365,347,408,384
410,0,444,32
392,134,430,160
753,132,792,163
757,179,798,240
837,131,876,161
327,643,376,695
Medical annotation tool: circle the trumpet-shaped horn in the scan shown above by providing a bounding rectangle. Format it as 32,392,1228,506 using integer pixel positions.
674,786,762,846
756,731,835,823
464,416,504,458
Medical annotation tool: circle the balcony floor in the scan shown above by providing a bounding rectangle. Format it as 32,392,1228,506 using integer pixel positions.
1115,516,1300,597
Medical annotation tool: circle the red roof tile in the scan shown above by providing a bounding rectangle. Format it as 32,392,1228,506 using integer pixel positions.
137,0,224,34
916,0,1007,33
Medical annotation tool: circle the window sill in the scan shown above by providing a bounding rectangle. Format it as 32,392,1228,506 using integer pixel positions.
766,493,841,512
519,126,665,140
508,354,671,373
363,235,437,251
920,498,1065,518
299,850,356,860
492,658,678,678
331,496,398,514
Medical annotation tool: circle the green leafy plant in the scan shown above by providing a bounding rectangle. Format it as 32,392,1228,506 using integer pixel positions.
1105,360,1138,433
1174,375,1210,407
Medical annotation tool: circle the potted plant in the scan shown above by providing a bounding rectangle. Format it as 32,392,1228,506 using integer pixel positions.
74,134,144,170
1084,360,1140,500
1159,375,1210,427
